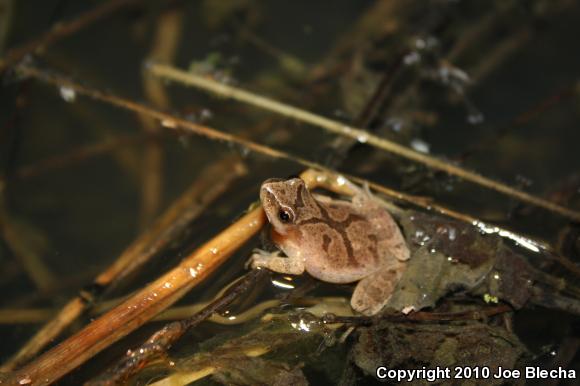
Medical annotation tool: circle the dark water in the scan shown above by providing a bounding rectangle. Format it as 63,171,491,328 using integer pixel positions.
1,1,579,384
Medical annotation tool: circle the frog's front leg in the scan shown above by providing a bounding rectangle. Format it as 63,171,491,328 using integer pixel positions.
248,250,305,275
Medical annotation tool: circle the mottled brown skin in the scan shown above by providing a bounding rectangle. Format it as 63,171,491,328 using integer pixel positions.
250,177,410,315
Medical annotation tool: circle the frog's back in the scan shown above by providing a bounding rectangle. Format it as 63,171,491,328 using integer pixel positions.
296,200,394,283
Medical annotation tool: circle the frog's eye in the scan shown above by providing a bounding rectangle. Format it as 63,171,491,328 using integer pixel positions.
278,208,293,223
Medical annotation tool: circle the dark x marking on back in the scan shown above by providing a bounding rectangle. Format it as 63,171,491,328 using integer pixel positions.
293,183,367,266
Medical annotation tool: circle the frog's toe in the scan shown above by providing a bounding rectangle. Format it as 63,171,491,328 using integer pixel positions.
246,253,266,270
392,242,411,261
251,248,283,257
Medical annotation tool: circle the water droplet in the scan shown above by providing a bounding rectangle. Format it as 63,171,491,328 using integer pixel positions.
336,175,347,186
403,51,421,65
189,268,198,278
467,111,484,125
200,108,213,121
239,146,250,158
385,117,403,132
410,138,430,153
210,247,218,255
163,282,172,289
161,119,177,128
425,36,439,49
448,227,456,241
357,133,368,143
142,59,154,70
59,86,76,103
271,278,295,289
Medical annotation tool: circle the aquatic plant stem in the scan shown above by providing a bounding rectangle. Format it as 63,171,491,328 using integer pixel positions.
7,133,159,181
86,269,267,385
0,0,142,74
0,202,58,292
147,63,580,222
0,156,246,372
137,8,184,228
16,65,576,263
5,207,266,386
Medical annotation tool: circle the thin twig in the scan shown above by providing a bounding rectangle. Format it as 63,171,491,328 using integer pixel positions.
86,269,267,386
303,169,580,278
325,50,407,168
0,0,142,73
5,207,267,386
0,308,54,324
137,8,184,228
6,133,158,182
1,156,246,372
458,83,578,162
146,63,580,222
531,287,580,316
322,304,513,325
237,23,306,77
0,202,57,292
16,64,575,266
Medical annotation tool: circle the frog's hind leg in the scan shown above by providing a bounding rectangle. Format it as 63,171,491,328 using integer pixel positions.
351,260,406,316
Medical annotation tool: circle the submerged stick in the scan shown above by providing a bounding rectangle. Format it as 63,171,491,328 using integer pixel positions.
322,304,513,325
147,63,580,222
0,0,142,73
16,65,573,269
0,203,57,292
5,207,266,386
86,269,267,386
9,133,158,181
1,156,246,372
137,8,184,228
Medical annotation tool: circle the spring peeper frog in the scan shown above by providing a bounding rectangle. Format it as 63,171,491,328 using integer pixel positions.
249,177,410,315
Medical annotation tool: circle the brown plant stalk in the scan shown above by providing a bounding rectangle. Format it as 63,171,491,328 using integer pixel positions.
1,156,246,372
5,207,266,386
15,64,572,264
0,0,143,74
147,63,580,222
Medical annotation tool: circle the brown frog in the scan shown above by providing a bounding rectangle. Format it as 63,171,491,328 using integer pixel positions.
249,177,410,315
